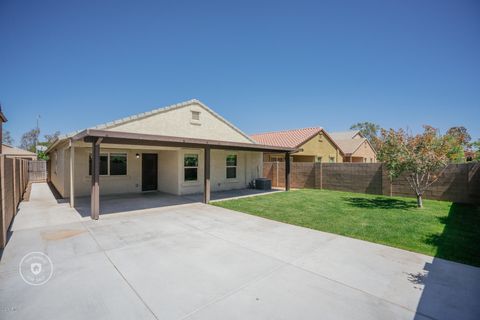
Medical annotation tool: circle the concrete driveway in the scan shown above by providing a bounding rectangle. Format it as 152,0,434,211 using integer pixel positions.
1,183,479,320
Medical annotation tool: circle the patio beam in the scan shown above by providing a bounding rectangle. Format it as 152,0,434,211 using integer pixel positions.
285,152,291,191
204,146,210,203
91,138,100,220
76,129,296,153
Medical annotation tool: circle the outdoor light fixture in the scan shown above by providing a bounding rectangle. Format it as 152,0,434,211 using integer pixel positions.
136,153,140,159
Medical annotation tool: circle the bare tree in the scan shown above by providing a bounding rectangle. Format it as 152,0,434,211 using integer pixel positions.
2,130,14,145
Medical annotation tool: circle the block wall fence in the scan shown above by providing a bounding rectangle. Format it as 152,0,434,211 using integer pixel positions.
263,162,480,204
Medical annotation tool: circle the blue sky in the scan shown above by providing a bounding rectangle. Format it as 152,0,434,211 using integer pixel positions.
1,0,479,145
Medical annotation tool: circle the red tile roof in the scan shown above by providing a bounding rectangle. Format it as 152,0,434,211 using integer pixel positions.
250,127,323,148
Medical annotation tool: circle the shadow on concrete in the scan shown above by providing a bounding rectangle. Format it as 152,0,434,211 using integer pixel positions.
413,202,480,319
74,192,197,217
47,182,69,204
342,196,417,210
74,189,280,218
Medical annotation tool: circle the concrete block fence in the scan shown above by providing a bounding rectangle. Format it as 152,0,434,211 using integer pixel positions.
264,162,480,204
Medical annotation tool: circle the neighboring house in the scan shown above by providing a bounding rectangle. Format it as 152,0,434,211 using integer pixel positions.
46,99,293,218
329,130,377,163
1,144,37,160
250,127,344,163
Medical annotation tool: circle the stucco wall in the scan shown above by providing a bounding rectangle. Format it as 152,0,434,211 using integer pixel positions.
58,145,263,198
177,149,262,195
298,132,343,162
105,102,252,143
50,143,67,196
349,140,376,162
158,150,179,194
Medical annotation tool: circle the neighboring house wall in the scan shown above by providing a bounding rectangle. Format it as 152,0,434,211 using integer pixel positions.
263,132,343,163
344,140,377,163
105,102,252,143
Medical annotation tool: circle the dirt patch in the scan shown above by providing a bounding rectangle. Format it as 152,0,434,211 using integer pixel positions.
41,229,86,241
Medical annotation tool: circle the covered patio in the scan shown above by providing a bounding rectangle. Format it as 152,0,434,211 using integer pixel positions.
73,188,281,218
68,129,294,219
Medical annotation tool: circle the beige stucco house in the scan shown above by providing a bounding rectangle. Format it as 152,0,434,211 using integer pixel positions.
46,99,293,218
251,127,344,163
329,131,377,163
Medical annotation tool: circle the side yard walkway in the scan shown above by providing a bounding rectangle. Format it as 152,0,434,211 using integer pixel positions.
0,183,479,320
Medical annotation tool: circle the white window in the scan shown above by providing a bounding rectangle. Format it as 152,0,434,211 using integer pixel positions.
329,156,335,163
316,156,322,163
226,155,237,179
184,154,198,181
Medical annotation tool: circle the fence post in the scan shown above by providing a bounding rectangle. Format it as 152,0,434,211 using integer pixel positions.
320,162,323,190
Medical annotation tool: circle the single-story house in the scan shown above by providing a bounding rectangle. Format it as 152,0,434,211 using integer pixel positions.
46,99,294,219
329,131,377,163
1,144,37,160
250,127,344,163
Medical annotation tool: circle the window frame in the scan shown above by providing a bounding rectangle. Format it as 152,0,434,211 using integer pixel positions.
329,156,335,163
109,153,128,176
226,154,237,179
183,154,199,182
88,152,128,176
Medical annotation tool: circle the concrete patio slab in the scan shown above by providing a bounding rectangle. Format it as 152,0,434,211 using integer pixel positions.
1,183,479,320
185,265,430,320
0,252,156,320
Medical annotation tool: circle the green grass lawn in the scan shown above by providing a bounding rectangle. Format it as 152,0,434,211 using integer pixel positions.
213,189,480,267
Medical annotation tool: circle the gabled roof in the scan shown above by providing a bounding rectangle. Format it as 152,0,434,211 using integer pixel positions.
48,99,255,152
329,130,361,140
250,127,323,148
2,144,36,156
334,138,366,155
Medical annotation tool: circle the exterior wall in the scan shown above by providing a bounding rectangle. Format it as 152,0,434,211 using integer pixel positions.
177,149,262,195
105,102,252,143
54,144,263,198
50,142,67,196
297,132,343,162
263,133,343,163
68,147,163,197
349,140,377,163
158,150,179,194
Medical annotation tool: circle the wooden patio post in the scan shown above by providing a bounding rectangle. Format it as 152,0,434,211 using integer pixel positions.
285,152,291,191
91,138,100,220
203,146,210,203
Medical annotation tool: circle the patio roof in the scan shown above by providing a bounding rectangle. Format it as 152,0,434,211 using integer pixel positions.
71,129,297,153
69,129,293,220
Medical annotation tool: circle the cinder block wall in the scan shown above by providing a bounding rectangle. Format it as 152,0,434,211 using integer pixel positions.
264,162,480,204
